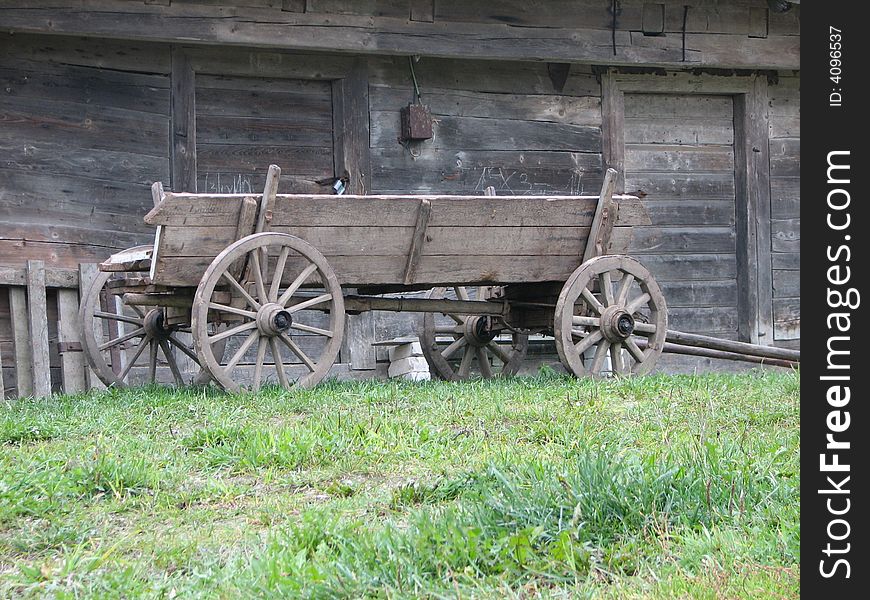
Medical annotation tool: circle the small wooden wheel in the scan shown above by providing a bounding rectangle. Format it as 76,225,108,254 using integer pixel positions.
192,232,344,392
79,245,202,388
420,286,528,381
554,255,667,378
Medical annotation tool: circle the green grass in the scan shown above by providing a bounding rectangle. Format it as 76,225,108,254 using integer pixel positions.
0,370,799,598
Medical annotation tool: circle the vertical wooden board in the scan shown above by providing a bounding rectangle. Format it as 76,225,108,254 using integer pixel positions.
26,260,51,397
57,288,87,394
342,312,377,370
9,287,32,397
332,58,371,194
171,47,197,192
78,262,106,391
600,70,625,192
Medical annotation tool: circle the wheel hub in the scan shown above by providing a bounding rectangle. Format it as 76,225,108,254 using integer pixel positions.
143,309,172,340
463,316,498,346
600,305,635,342
257,303,293,336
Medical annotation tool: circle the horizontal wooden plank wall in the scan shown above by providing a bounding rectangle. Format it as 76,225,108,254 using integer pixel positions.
768,73,800,348
624,92,740,340
0,0,800,69
0,35,168,269
194,73,336,194
369,58,605,196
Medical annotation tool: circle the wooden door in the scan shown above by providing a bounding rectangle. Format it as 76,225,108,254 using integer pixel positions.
624,93,739,340
194,74,336,194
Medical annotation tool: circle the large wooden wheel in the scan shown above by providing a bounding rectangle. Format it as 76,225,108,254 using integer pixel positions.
420,286,528,381
192,232,344,392
554,255,667,378
79,246,201,388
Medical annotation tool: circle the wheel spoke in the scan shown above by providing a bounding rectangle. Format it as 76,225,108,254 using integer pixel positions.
572,315,600,328
600,272,615,307
148,340,158,383
118,334,152,381
270,337,290,388
589,339,610,375
221,271,261,310
626,293,651,315
98,327,146,352
225,330,259,371
457,347,474,378
270,246,291,303
611,342,625,375
287,293,332,314
253,336,267,391
209,321,257,344
160,339,185,385
476,347,494,378
278,263,319,306
128,304,147,319
94,311,142,326
279,333,317,372
625,337,647,363
446,313,465,325
250,251,269,306
615,273,635,306
289,322,334,337
581,288,605,315
573,329,604,355
486,341,511,364
454,286,470,301
441,336,468,360
208,302,257,319
168,334,200,364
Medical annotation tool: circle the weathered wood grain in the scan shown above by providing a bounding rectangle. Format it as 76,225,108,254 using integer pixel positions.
771,218,799,253
9,287,32,397
170,47,197,192
773,298,800,341
332,58,371,194
770,176,799,219
629,226,736,254
57,288,87,393
146,194,650,228
26,260,52,397
0,3,800,69
370,85,601,126
625,145,735,172
371,111,602,152
772,270,799,298
152,253,588,288
772,252,799,271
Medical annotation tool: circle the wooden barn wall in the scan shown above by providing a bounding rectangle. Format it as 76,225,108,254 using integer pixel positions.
768,73,800,348
0,19,800,390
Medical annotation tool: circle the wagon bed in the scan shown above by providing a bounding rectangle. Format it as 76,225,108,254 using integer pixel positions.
144,191,650,288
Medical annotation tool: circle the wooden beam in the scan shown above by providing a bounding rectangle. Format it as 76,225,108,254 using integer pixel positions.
402,199,432,285
9,287,32,397
733,75,772,345
332,58,371,195
255,165,281,234
57,288,88,394
170,46,196,193
583,168,618,263
0,3,800,70
600,70,625,193
26,260,52,398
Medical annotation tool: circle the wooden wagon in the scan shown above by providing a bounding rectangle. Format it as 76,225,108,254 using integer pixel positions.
79,165,668,391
